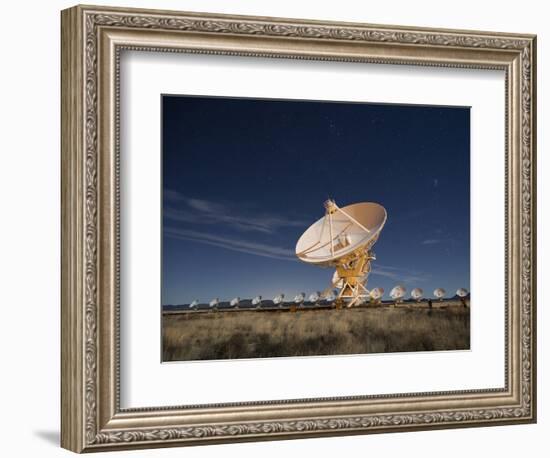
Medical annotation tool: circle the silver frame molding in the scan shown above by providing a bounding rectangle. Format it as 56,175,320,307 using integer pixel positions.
61,4,537,453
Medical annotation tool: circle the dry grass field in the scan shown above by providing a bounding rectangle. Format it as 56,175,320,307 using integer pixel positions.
162,304,470,362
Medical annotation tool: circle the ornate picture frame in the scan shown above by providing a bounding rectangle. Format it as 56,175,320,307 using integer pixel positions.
61,4,536,453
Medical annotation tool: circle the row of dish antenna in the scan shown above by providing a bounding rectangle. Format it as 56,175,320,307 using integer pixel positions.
388,287,469,302
189,292,322,309
188,287,469,309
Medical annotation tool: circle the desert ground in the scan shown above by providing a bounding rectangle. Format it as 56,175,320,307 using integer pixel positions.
162,302,470,362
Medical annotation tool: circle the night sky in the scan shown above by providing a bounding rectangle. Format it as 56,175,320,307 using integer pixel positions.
162,95,470,305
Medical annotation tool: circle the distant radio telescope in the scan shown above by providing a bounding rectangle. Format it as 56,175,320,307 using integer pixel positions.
189,299,199,309
411,288,424,302
294,293,305,307
456,288,469,307
230,297,240,308
390,285,406,303
209,298,219,309
273,294,285,307
331,271,344,290
434,288,446,301
369,287,384,304
308,291,321,303
252,295,262,308
296,199,387,308
323,290,336,303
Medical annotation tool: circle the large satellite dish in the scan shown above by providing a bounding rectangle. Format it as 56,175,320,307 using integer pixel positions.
411,288,424,302
434,288,446,301
296,200,387,307
230,297,240,308
189,299,199,310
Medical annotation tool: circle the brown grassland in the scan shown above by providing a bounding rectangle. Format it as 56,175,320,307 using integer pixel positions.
162,304,470,361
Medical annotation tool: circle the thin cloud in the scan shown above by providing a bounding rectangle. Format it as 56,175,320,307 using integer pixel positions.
164,227,296,261
371,263,430,284
164,190,306,234
402,274,431,284
370,268,401,280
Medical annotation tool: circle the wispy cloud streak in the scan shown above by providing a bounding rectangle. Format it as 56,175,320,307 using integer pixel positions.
164,227,296,261
164,190,306,234
371,263,431,284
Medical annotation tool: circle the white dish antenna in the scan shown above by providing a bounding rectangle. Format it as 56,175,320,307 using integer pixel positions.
209,298,219,308
308,291,321,303
296,200,387,307
390,285,406,302
252,295,262,307
189,299,199,309
369,287,384,301
434,288,446,300
411,288,424,301
331,270,344,289
273,294,285,306
230,297,240,307
323,291,336,303
294,293,305,306
456,288,469,298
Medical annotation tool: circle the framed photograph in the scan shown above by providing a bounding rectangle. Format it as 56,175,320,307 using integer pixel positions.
61,4,537,453
160,95,473,363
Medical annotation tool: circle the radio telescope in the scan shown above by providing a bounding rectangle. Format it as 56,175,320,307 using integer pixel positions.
434,288,446,301
331,271,344,290
230,297,240,308
273,294,285,307
411,288,424,302
456,288,469,306
296,200,387,307
189,299,199,310
390,285,406,303
369,287,384,304
209,298,219,309
252,295,262,308
323,290,336,304
308,291,321,304
294,293,305,307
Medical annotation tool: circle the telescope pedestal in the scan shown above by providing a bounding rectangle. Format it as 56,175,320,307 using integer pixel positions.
333,251,375,307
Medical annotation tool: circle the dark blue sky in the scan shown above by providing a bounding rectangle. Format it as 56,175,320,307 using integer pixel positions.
162,95,470,305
